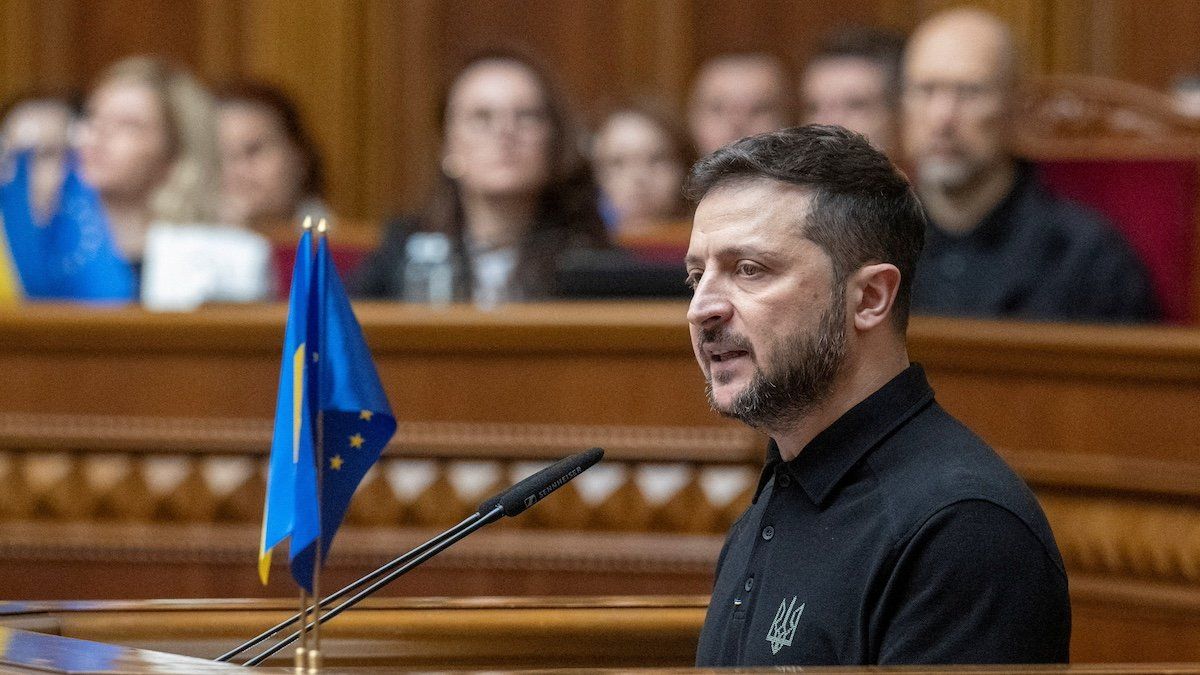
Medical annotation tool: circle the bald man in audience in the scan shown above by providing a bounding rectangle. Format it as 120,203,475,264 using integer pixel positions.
903,9,1157,322
688,53,791,156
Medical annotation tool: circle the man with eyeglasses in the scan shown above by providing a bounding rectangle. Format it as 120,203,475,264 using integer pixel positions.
903,8,1157,323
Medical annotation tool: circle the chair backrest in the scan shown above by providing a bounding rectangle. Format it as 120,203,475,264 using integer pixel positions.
264,218,379,296
1015,74,1200,323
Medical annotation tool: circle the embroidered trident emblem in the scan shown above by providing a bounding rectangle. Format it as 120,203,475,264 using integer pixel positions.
766,595,804,654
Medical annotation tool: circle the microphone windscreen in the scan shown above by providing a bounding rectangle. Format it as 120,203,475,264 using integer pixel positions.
493,447,604,518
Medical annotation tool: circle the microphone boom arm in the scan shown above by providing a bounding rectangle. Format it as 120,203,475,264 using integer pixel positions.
242,504,504,667
216,510,483,662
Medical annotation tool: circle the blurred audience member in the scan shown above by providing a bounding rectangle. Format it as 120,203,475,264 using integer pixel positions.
352,50,608,306
688,53,791,156
218,82,329,230
592,101,693,234
1,90,138,301
81,57,271,310
801,26,905,157
903,9,1156,322
0,94,76,223
1170,73,1200,118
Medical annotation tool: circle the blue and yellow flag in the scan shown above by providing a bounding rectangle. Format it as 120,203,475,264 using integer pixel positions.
0,151,135,301
260,228,396,593
289,234,397,592
259,229,320,585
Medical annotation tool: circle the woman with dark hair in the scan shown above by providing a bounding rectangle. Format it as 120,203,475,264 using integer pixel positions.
352,50,609,305
217,81,329,229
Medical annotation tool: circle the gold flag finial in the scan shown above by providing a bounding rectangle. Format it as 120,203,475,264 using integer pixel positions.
302,215,313,231
317,218,328,234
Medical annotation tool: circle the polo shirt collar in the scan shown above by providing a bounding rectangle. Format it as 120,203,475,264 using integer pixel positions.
754,364,935,507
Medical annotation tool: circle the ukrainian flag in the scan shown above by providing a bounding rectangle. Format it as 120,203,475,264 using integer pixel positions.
259,228,320,586
288,232,397,592
259,226,396,593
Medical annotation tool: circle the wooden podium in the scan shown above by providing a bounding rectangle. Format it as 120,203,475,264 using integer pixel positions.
1,596,1198,674
3,304,1200,665
0,596,706,672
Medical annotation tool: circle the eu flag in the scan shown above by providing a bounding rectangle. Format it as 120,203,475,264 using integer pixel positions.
0,150,135,301
260,227,396,593
289,234,397,592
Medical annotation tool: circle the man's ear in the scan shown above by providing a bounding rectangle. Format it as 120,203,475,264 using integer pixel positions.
850,263,901,331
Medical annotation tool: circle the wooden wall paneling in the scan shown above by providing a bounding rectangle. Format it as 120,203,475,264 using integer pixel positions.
194,0,245,84
691,0,882,79
0,0,77,102
1044,0,1097,76
26,0,77,95
0,0,39,102
362,0,442,217
613,0,694,113
547,1,623,119
435,0,622,123
74,0,204,86
238,0,368,220
1104,1,1200,90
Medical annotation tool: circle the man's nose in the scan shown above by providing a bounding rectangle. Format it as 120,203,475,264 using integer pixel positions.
925,89,962,127
687,275,734,330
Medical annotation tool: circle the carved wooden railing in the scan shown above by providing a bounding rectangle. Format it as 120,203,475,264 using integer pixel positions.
1017,73,1200,157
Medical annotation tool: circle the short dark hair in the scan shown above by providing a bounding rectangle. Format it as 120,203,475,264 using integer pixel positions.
808,26,907,105
685,125,926,332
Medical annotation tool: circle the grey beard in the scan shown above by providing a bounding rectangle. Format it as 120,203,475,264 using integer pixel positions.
704,287,848,432
918,156,984,195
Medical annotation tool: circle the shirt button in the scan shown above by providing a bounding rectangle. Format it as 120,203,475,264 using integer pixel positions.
777,473,792,488
744,577,754,591
762,526,774,541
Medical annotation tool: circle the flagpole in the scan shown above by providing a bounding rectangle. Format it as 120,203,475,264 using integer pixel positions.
308,218,329,674
295,590,308,672
295,215,314,674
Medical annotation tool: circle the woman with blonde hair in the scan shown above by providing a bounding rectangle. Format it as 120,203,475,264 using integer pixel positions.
80,56,270,310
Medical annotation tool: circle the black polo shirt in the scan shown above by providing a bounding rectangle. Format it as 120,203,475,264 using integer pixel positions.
696,365,1070,666
911,162,1157,323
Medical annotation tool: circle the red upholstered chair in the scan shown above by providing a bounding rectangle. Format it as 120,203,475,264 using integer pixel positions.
1016,75,1200,324
263,219,380,297
614,220,692,266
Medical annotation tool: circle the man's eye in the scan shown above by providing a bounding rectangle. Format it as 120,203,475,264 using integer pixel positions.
684,272,701,289
736,262,763,278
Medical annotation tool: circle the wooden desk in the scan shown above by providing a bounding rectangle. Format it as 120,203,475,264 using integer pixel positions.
0,303,1199,663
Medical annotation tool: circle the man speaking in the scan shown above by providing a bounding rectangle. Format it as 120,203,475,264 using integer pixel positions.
685,126,1070,666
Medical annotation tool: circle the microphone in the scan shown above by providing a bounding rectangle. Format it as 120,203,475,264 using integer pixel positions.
235,447,604,666
491,446,604,517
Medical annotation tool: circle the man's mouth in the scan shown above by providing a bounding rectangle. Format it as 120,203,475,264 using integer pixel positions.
710,349,749,363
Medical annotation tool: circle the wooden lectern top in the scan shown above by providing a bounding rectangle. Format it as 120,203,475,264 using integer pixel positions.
0,596,1198,673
